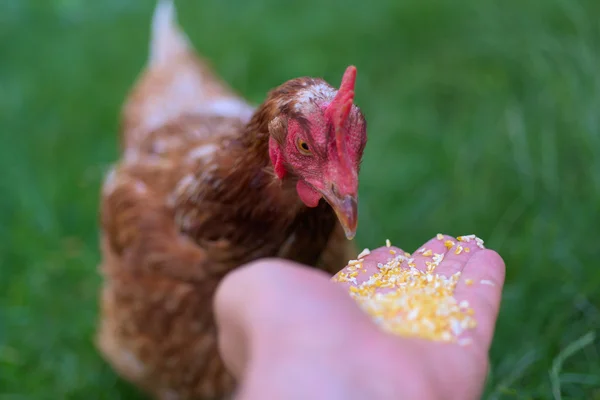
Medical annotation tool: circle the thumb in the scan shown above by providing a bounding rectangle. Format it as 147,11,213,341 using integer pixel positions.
212,258,378,380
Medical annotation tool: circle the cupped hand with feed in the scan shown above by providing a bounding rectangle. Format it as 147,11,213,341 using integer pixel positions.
213,235,505,400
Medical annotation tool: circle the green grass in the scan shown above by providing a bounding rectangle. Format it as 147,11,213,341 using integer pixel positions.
1,0,600,398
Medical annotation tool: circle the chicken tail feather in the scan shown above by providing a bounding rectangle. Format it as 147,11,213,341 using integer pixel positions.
150,0,190,67
119,0,253,150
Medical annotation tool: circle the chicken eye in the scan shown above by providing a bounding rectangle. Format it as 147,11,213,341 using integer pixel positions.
296,138,311,155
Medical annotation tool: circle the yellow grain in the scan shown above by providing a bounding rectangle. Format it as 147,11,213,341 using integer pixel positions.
339,249,477,344
357,248,371,259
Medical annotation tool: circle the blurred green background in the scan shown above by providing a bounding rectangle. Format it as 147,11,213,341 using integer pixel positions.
1,0,599,398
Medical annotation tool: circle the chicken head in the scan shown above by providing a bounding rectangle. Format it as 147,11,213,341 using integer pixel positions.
267,66,368,240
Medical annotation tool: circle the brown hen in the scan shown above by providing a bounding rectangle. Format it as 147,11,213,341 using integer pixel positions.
96,1,368,399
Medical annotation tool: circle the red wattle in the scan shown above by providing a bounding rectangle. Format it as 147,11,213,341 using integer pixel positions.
296,180,321,207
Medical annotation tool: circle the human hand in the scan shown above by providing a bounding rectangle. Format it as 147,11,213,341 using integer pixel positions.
214,235,505,400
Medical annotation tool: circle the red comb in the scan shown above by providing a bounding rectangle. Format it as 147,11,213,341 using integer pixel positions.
328,65,357,171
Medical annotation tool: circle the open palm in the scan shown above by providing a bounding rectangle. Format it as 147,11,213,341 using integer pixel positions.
215,235,505,400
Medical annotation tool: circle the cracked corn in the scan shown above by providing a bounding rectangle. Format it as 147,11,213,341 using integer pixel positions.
334,239,478,344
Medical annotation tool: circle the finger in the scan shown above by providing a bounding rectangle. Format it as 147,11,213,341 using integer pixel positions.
411,234,456,272
213,258,379,379
453,249,506,353
332,245,405,289
431,234,483,277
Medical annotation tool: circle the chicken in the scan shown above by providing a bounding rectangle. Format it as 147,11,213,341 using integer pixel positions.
95,0,368,399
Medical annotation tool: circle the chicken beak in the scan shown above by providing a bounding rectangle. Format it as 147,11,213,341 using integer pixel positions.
322,192,358,240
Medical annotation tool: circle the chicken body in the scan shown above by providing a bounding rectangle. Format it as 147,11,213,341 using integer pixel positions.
96,2,357,399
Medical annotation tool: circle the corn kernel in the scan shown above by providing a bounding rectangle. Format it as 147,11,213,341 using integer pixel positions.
357,248,371,259
339,244,478,344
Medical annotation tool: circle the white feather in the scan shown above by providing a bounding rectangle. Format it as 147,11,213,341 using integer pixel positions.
150,0,190,66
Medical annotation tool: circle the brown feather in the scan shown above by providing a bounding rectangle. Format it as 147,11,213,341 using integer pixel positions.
96,2,358,399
